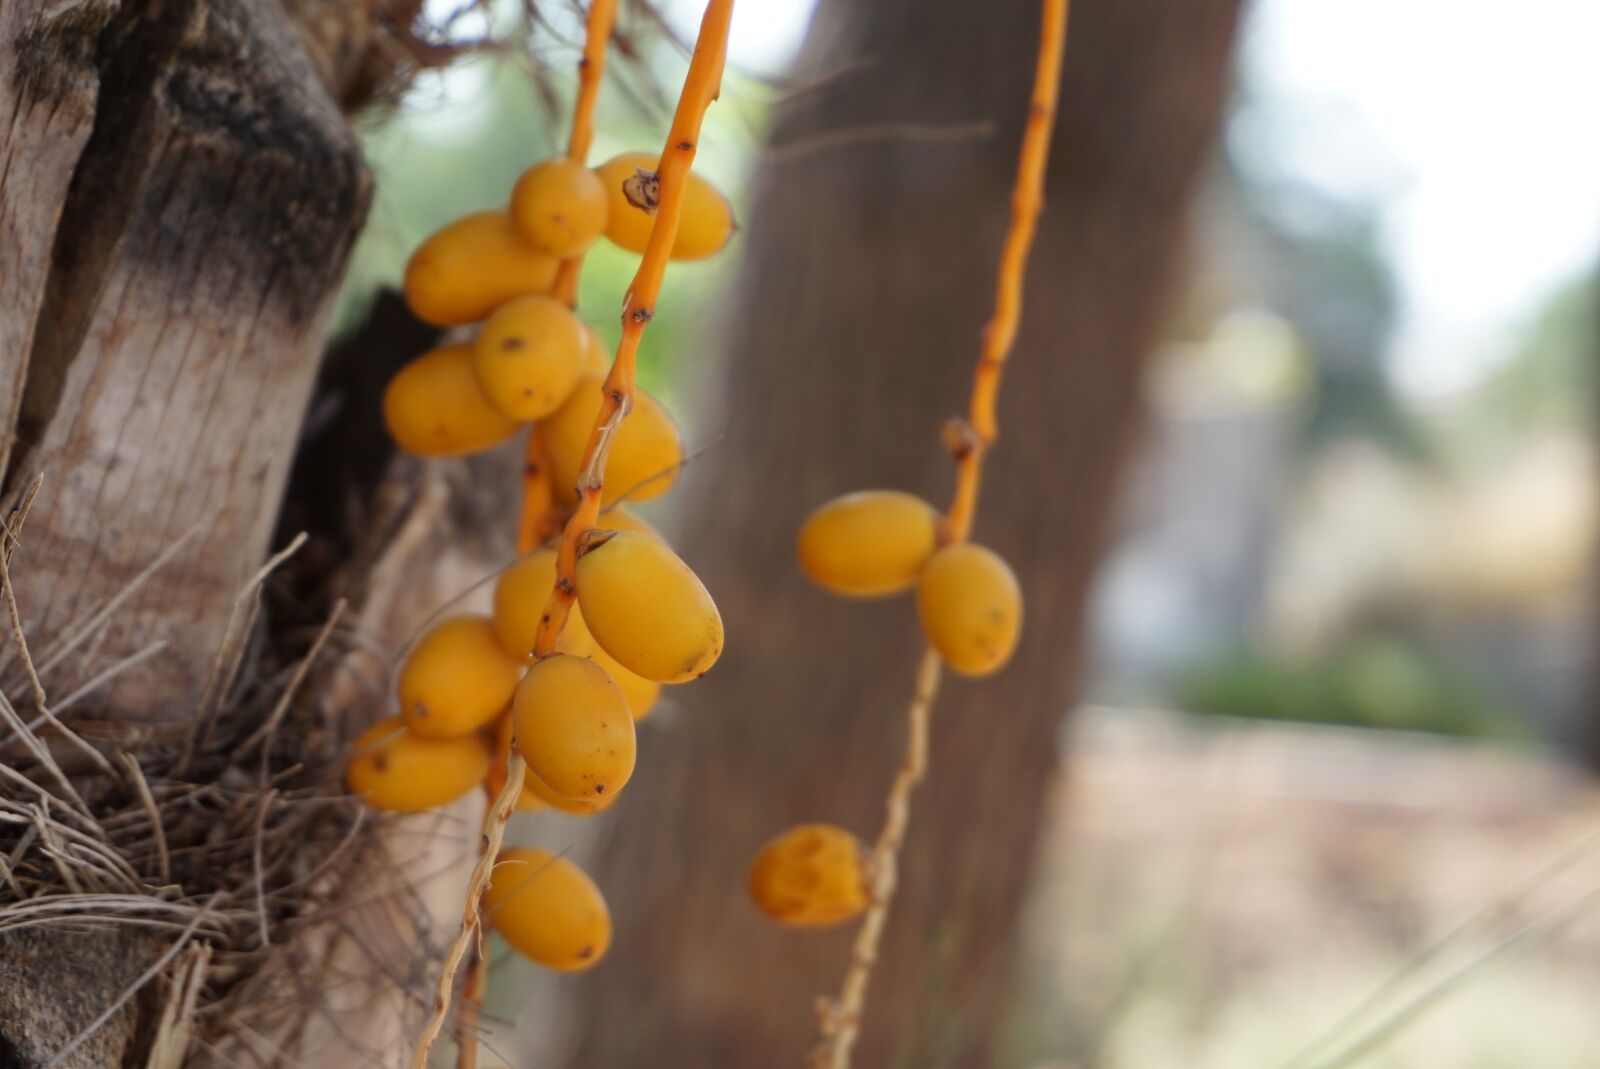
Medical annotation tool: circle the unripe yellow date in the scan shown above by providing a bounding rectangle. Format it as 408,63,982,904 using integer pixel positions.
486,716,547,812
485,846,611,970
346,715,490,812
595,153,734,261
916,543,1022,676
511,654,636,802
399,616,524,737
597,505,664,543
748,824,869,927
543,374,682,506
383,344,521,458
576,532,722,683
796,490,940,598
403,211,557,326
577,320,610,376
588,644,661,721
472,295,586,420
509,157,609,259
522,767,619,815
493,548,595,661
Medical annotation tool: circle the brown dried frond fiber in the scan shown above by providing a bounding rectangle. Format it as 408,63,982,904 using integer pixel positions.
0,506,432,1069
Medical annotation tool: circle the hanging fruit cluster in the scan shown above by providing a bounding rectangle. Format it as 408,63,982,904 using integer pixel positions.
751,0,1067,1063
798,490,1022,675
383,154,732,479
747,488,1025,929
345,0,737,983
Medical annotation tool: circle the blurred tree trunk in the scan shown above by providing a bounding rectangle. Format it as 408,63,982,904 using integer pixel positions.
570,0,1240,1066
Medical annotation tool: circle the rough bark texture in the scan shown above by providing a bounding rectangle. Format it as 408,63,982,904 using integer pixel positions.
0,0,367,721
567,0,1240,1066
0,930,153,1069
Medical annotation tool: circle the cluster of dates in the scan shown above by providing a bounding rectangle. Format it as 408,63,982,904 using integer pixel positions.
345,151,733,971
750,490,1023,926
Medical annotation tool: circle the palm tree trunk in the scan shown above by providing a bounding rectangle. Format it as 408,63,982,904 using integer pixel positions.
0,1,365,1063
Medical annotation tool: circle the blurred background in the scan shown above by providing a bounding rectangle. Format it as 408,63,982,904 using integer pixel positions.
337,0,1600,1065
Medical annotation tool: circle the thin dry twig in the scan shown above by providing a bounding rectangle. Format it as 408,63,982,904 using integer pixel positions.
144,942,212,1069
1279,826,1600,1069
0,481,114,780
1302,885,1600,1069
233,601,348,761
180,532,310,773
0,690,92,813
0,473,44,564
46,640,168,719
517,0,622,553
252,789,276,949
120,752,171,886
407,757,524,1069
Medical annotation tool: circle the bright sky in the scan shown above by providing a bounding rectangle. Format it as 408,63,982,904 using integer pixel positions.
659,0,814,76
1241,0,1600,401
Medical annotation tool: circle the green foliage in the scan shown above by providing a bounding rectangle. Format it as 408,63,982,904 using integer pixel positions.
1177,635,1523,739
1470,276,1598,439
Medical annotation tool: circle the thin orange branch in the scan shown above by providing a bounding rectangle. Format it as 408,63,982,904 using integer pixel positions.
532,0,735,660
520,0,621,555
565,0,615,163
810,648,942,1069
454,946,486,1069
810,1,1070,1066
549,0,620,309
943,0,1069,546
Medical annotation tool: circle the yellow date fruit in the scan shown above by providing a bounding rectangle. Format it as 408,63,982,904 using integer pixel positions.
485,846,611,971
509,157,609,258
595,153,734,261
588,644,661,721
521,767,619,815
748,824,869,927
576,532,722,683
493,548,595,661
543,374,683,506
485,715,547,812
577,320,610,376
596,505,664,542
916,543,1022,676
346,715,490,812
796,490,940,598
511,654,635,802
472,295,586,420
403,211,557,326
383,344,521,458
399,615,525,737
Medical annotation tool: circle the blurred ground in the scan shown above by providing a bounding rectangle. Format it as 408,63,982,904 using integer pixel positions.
1010,707,1600,1068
